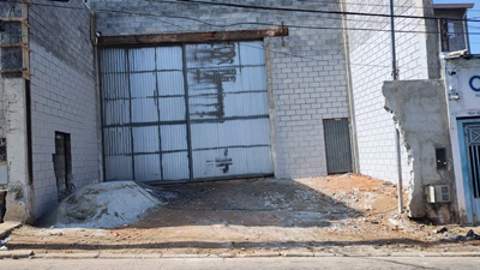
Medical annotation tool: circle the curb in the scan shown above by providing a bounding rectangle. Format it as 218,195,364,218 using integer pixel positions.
24,251,480,260
0,250,33,259
0,222,22,240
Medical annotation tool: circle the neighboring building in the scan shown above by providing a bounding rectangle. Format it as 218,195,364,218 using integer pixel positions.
433,3,473,53
0,0,476,224
0,1,100,221
344,0,474,223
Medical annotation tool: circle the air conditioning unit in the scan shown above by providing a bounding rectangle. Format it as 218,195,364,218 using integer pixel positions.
426,185,451,204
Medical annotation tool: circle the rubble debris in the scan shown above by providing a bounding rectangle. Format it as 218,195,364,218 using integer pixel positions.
442,229,480,242
435,227,448,234
44,181,170,229
0,236,10,246
466,230,480,241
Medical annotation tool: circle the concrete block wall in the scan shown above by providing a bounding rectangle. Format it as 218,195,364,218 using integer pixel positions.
89,0,351,178
28,0,100,218
383,79,455,222
344,0,434,183
0,80,5,139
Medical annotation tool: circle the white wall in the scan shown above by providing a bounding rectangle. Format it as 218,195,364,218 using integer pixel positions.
345,0,433,183
28,1,101,218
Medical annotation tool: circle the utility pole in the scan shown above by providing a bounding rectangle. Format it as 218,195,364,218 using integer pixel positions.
390,0,404,214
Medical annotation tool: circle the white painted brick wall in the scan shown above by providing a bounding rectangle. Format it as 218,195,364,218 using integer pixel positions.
28,1,100,218
345,0,431,183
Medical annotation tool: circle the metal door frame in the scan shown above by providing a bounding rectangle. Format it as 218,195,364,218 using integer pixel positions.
457,117,480,223
100,41,274,183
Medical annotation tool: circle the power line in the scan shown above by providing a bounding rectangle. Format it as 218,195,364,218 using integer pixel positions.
5,0,480,37
2,0,469,38
313,0,480,14
168,0,480,23
241,43,391,68
5,0,480,24
5,0,480,34
94,8,480,36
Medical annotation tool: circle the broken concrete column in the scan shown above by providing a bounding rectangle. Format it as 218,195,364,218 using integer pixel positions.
383,79,456,224
1,78,32,223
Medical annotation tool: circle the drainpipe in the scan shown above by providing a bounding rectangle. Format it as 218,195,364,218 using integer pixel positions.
390,0,404,214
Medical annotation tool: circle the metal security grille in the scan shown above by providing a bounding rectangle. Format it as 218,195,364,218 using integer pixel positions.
100,41,273,182
466,124,480,198
323,118,353,175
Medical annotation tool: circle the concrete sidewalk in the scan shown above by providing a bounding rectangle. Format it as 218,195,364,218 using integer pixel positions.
1,257,480,270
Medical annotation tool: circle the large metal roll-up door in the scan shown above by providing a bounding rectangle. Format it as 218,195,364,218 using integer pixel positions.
100,41,273,182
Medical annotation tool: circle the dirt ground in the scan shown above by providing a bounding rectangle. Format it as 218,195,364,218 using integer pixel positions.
5,174,480,256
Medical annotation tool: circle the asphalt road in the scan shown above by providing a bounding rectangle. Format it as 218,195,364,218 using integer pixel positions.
1,257,480,270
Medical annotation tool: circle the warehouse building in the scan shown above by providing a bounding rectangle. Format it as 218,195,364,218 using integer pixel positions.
0,0,477,224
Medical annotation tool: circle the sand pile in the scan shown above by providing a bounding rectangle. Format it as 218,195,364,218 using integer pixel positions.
47,181,165,229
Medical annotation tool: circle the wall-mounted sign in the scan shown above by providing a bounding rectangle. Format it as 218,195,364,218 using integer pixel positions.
469,75,480,92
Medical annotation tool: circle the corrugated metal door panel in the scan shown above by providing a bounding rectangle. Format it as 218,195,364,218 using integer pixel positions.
132,127,159,153
222,93,269,117
158,97,185,121
160,125,188,152
162,152,190,181
105,156,133,180
238,42,265,65
156,47,183,70
186,67,266,94
131,98,158,123
101,42,273,182
157,71,185,96
192,147,273,179
186,41,273,179
101,48,126,73
130,73,156,98
102,73,129,99
156,46,189,181
129,48,156,72
103,127,131,156
185,43,240,68
134,154,162,182
103,100,130,126
190,119,270,149
323,118,353,175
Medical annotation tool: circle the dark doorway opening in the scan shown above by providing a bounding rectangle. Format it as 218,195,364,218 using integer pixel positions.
53,132,72,201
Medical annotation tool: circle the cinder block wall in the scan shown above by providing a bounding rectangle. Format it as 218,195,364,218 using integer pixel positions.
344,0,435,183
28,0,100,218
89,0,351,178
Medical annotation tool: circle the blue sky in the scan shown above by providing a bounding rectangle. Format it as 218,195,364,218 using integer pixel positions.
434,0,480,53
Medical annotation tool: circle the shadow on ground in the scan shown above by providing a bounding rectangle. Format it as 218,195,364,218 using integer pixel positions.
133,178,362,228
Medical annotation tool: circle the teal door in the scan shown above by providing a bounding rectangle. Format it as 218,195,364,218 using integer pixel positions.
459,119,480,223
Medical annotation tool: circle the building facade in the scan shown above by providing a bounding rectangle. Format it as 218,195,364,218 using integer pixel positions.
0,0,100,221
0,0,475,224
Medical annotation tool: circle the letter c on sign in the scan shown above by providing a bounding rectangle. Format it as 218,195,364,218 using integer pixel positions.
469,76,480,92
